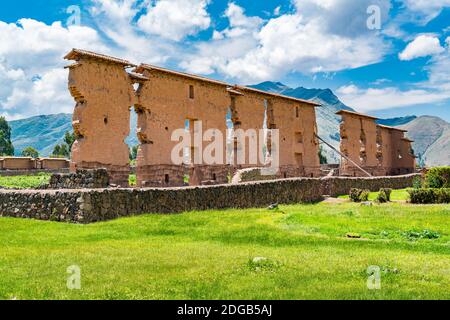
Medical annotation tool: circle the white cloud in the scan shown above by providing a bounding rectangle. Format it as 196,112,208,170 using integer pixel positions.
181,1,391,82
274,6,281,16
213,3,263,39
401,0,450,24
399,35,445,60
337,85,450,112
0,19,106,119
137,0,211,41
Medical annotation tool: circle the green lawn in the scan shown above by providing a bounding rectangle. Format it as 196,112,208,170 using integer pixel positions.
338,188,410,201
0,173,51,189
0,201,449,300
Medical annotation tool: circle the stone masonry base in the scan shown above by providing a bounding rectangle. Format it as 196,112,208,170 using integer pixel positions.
0,173,420,224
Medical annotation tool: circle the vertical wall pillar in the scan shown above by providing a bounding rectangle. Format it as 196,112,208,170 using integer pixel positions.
65,49,136,187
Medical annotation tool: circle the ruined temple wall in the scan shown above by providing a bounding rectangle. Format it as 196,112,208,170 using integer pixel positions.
339,114,362,175
298,105,321,176
339,113,380,176
67,59,135,186
377,126,394,175
230,92,266,169
398,139,416,174
269,98,320,177
135,69,231,186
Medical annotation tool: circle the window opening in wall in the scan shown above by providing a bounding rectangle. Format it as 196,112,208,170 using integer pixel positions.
189,85,195,99
212,173,217,181
295,153,303,166
295,107,299,118
226,107,233,165
184,119,190,164
263,99,269,163
165,174,170,184
104,116,108,125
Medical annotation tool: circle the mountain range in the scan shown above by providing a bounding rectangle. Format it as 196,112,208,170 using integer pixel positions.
8,83,449,166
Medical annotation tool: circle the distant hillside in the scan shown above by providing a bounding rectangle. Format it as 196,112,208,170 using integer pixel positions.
399,116,450,166
9,112,139,157
10,113,73,157
377,116,417,127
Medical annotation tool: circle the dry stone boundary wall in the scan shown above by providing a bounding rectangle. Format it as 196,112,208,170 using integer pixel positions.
0,173,420,224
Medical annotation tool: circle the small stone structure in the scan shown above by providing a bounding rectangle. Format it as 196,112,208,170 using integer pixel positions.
337,110,415,176
0,173,420,223
45,169,109,189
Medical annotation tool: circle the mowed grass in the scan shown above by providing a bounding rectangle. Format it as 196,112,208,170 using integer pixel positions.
338,189,410,201
0,173,51,189
0,202,449,300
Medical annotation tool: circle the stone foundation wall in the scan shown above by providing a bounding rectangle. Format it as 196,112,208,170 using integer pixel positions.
0,173,420,224
45,169,110,189
71,162,129,187
321,173,420,197
137,164,186,187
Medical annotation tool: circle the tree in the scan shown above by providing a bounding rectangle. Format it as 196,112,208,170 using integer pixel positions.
21,146,39,158
129,145,138,161
0,116,14,156
51,143,70,158
318,146,328,165
64,131,76,149
51,131,75,158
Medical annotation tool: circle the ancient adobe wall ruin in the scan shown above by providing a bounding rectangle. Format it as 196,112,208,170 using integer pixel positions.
338,110,416,176
65,49,321,187
66,51,136,186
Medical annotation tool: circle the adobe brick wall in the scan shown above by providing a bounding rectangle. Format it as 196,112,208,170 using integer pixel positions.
0,173,420,224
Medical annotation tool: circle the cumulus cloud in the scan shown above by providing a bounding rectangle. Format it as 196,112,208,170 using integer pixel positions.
401,0,450,24
337,85,450,112
181,0,391,82
399,35,445,60
0,19,106,119
137,0,211,41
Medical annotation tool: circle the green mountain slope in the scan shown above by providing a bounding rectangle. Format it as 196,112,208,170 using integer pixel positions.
10,113,73,157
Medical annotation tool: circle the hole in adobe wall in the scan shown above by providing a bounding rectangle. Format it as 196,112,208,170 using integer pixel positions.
104,117,108,125
165,174,170,184
212,173,217,181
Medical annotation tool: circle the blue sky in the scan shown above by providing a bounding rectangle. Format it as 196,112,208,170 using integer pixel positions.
0,0,449,121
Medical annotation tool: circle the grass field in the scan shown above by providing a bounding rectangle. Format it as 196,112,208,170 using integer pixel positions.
0,201,449,300
0,173,51,189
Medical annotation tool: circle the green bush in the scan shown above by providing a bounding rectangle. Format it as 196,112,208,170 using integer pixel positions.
412,176,423,189
424,166,450,188
377,188,392,203
407,188,450,204
349,188,370,202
